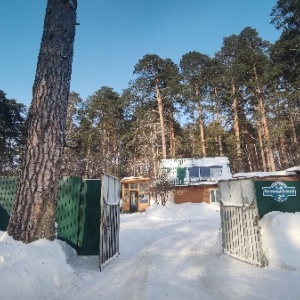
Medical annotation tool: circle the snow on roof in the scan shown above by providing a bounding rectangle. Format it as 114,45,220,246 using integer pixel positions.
121,176,150,182
233,171,286,178
159,157,232,184
233,166,300,179
285,166,300,174
160,157,230,168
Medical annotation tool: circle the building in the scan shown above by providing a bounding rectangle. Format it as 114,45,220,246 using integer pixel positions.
159,157,232,204
120,177,150,212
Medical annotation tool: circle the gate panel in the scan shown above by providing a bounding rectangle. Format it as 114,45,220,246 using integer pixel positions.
220,202,265,266
100,175,120,270
220,178,266,267
56,176,82,249
78,179,101,255
0,176,18,230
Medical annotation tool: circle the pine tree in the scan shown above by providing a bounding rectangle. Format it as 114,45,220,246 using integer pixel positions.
77,86,125,178
8,0,78,243
238,27,276,171
0,91,27,175
180,51,211,157
215,34,246,172
133,54,181,160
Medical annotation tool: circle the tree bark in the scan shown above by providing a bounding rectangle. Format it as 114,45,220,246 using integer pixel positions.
256,117,267,172
84,131,92,178
156,82,167,159
279,133,289,168
169,117,176,158
253,64,276,171
287,104,298,146
214,87,223,156
195,87,206,157
8,0,77,243
232,83,243,171
258,96,276,171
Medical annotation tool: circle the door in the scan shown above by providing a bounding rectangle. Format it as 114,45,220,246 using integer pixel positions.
130,191,138,212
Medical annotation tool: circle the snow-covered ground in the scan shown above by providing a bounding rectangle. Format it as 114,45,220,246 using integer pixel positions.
1,202,300,300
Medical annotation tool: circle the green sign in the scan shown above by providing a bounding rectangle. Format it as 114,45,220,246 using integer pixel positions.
255,181,300,219
262,181,296,202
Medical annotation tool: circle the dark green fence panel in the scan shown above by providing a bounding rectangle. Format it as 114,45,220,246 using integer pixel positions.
255,181,300,219
0,176,102,256
77,179,101,255
56,176,82,249
0,176,18,230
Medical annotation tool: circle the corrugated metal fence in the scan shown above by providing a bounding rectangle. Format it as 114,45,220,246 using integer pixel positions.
0,175,120,269
0,176,18,230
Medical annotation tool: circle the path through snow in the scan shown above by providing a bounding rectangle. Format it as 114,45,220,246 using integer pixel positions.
60,203,300,300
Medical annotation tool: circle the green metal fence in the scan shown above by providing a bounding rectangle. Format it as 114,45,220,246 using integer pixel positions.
0,176,18,230
0,176,101,255
56,176,82,250
78,179,101,255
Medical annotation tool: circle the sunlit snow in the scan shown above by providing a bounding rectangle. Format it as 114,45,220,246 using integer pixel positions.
1,202,300,300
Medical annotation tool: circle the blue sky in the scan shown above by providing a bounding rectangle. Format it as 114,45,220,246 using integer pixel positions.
0,0,280,108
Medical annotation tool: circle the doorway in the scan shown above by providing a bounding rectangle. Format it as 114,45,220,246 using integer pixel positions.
130,191,138,212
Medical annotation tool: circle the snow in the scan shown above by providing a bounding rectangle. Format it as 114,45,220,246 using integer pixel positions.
1,202,300,300
233,166,300,178
233,171,287,178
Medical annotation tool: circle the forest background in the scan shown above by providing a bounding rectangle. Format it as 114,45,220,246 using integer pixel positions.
1,0,300,179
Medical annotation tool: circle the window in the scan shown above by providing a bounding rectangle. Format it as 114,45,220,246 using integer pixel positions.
210,189,220,202
139,194,149,204
130,183,138,189
200,167,211,180
210,166,222,180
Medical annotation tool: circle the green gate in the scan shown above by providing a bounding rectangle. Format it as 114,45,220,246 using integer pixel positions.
0,176,101,255
0,176,18,230
78,179,101,255
56,176,82,250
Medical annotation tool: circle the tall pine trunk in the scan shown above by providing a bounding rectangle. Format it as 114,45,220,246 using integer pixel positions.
257,119,267,172
253,65,275,171
8,0,77,243
169,116,176,158
279,133,289,168
84,131,92,178
156,83,167,159
287,104,298,146
214,87,223,156
258,96,275,171
232,83,243,171
195,87,206,157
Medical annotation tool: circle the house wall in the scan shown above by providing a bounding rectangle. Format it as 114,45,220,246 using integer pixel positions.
174,184,218,204
138,200,150,212
121,188,130,212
